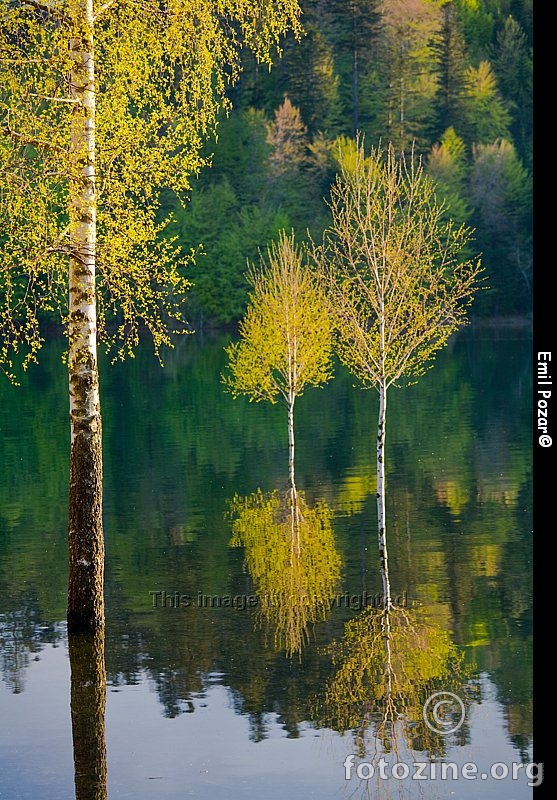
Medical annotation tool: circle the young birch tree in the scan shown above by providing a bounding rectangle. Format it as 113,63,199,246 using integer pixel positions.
316,140,482,608
223,230,333,491
0,0,301,631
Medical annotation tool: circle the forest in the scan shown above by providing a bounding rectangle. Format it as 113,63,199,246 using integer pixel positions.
0,2,535,795
162,0,533,328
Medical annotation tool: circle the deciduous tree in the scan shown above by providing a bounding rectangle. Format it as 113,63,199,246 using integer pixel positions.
223,230,333,489
0,0,301,631
315,139,482,593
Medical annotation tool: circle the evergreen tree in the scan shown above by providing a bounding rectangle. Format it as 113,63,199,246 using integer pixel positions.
453,0,497,62
321,0,382,138
457,60,511,145
491,15,533,167
378,0,446,152
251,0,343,136
266,97,327,232
427,127,472,227
433,1,470,138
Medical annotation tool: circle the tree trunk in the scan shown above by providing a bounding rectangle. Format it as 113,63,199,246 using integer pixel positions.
352,47,359,137
69,630,107,800
67,0,104,633
287,395,296,491
377,379,392,610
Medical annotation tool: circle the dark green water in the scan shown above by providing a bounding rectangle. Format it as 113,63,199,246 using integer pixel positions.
0,327,535,799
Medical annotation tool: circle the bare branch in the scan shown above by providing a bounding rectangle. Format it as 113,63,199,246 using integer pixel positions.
18,0,70,24
29,92,79,104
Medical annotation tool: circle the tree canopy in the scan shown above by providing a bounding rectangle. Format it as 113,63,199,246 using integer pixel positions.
0,0,302,378
223,229,333,406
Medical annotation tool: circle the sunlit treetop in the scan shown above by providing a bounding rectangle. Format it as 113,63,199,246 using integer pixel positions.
222,229,333,405
0,0,302,378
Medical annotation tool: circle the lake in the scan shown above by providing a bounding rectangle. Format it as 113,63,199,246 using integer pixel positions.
0,325,536,799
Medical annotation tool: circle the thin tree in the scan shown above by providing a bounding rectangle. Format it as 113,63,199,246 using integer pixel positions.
0,0,301,631
222,230,333,490
315,139,482,608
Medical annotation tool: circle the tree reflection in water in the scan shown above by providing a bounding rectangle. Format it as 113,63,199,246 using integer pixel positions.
228,484,342,658
69,630,107,800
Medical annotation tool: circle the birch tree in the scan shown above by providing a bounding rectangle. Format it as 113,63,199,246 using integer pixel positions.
222,230,332,489
0,0,301,631
315,140,482,605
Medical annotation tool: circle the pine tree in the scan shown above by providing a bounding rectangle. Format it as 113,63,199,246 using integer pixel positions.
491,15,533,166
458,60,511,145
321,0,382,138
433,1,470,138
378,0,446,152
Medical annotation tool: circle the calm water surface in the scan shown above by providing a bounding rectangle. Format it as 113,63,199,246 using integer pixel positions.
0,327,534,799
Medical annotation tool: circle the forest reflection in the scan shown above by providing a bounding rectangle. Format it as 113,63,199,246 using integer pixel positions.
0,332,533,788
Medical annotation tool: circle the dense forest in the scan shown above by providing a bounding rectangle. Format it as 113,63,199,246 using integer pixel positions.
163,0,532,327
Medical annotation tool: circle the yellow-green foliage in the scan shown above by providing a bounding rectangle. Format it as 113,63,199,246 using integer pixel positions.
0,0,301,377
223,229,333,404
319,139,483,391
229,487,342,656
319,605,467,745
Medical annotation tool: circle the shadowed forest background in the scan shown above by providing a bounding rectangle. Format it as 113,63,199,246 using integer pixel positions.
161,0,532,329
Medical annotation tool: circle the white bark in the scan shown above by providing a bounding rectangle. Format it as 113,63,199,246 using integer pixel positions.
69,0,98,420
377,379,392,610
67,0,104,632
287,394,296,491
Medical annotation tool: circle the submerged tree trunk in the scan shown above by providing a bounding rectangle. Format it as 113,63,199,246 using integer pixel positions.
377,378,392,610
69,630,107,800
67,0,104,632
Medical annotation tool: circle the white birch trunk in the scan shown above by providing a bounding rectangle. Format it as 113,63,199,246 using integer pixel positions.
288,394,296,491
377,379,392,610
67,0,104,632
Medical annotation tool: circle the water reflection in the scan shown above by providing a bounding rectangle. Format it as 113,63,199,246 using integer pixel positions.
69,630,107,800
0,331,533,798
0,607,63,694
312,512,478,800
228,484,342,657
315,604,473,755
